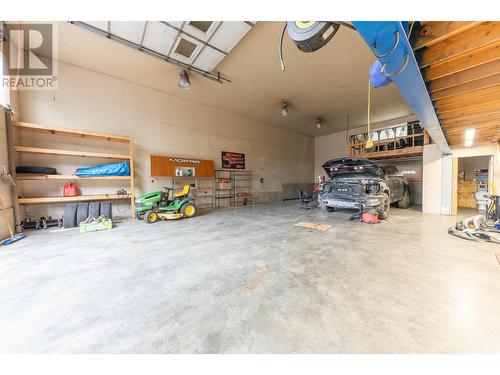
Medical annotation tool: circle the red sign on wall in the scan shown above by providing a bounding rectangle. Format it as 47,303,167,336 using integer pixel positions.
221,151,245,169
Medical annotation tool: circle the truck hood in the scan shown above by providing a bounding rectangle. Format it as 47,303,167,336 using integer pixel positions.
322,157,384,179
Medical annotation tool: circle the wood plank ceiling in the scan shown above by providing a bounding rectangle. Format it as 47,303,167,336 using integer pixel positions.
412,21,500,146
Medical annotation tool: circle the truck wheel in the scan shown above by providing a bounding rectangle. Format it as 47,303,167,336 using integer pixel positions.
398,189,410,208
144,210,158,224
89,202,100,218
326,206,335,212
181,203,197,218
136,211,144,220
100,201,112,219
377,192,390,220
63,203,78,228
76,202,89,225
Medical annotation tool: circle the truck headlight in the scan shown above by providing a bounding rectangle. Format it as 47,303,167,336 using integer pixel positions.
365,183,380,194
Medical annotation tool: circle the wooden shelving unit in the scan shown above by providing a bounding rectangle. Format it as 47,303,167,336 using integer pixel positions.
7,120,136,226
13,146,131,160
17,194,129,204
16,174,131,181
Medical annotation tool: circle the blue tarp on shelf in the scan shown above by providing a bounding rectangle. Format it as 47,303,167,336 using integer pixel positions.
74,161,130,177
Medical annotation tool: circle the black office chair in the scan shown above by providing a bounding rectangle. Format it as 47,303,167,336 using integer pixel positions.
299,189,315,210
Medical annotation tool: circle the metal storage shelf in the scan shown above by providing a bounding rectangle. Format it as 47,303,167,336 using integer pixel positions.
215,170,254,208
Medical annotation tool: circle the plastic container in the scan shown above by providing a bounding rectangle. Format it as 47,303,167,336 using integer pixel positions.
63,183,79,197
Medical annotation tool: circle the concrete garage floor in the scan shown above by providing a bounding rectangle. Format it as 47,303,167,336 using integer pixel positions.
0,202,499,353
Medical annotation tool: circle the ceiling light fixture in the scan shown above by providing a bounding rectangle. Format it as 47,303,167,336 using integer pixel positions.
464,128,475,147
315,118,322,129
178,70,191,90
280,101,288,117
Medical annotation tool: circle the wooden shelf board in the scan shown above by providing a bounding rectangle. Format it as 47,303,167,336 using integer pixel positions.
12,121,131,143
18,194,131,204
16,174,131,181
14,146,130,160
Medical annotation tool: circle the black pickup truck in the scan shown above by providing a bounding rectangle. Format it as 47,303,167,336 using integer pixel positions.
318,157,410,219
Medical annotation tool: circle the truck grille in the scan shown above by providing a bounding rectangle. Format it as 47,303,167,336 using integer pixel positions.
324,182,362,195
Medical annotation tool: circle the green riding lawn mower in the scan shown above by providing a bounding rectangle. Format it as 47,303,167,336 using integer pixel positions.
134,184,197,223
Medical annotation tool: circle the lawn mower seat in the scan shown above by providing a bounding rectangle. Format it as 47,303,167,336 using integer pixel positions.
174,184,190,198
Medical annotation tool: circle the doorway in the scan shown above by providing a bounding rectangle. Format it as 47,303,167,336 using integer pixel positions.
454,155,492,216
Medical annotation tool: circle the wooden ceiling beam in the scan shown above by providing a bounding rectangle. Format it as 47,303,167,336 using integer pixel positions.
433,85,500,107
444,114,500,126
435,94,500,112
447,132,498,142
443,122,499,134
431,75,500,101
435,94,500,113
439,108,500,121
437,101,500,117
413,22,484,51
419,22,500,68
428,60,500,92
423,41,500,81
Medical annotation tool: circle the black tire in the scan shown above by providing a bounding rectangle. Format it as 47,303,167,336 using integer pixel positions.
398,189,410,209
100,201,112,219
63,203,78,228
88,202,100,218
76,202,89,225
377,192,391,220
144,210,158,224
16,166,57,174
180,202,197,218
136,211,144,220
326,206,335,213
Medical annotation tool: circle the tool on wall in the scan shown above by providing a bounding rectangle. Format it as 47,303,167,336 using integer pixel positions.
0,165,15,186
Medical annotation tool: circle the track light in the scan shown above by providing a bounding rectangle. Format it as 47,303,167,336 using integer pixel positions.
315,118,322,129
280,101,288,117
178,70,191,89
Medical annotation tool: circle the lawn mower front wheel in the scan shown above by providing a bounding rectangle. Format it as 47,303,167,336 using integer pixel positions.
181,203,197,218
144,210,158,224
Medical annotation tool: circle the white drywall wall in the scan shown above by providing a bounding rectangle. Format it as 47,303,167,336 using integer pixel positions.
422,144,443,214
15,62,315,218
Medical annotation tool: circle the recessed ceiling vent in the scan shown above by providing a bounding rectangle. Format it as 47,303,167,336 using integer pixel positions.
174,38,197,58
189,21,213,33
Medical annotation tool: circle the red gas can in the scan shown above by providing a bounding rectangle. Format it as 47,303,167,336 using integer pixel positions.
63,183,79,197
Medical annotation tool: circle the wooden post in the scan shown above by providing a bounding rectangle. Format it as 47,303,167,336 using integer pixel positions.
451,157,458,216
5,114,21,232
424,130,430,145
128,139,135,218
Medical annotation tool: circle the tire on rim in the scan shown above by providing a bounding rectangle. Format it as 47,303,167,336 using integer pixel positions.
144,210,158,224
377,192,390,220
398,189,410,208
181,203,197,218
